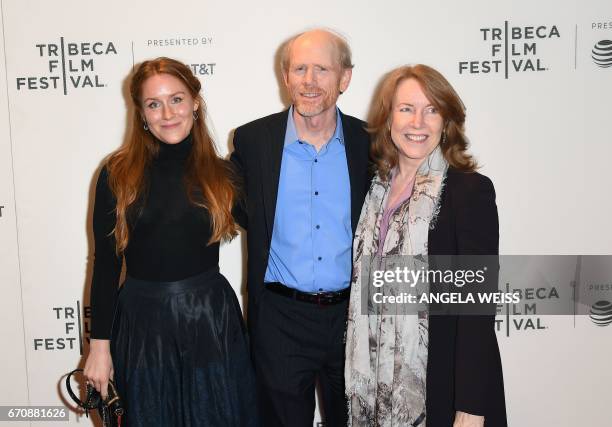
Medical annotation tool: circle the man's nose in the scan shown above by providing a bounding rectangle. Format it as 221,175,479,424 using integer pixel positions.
304,67,315,84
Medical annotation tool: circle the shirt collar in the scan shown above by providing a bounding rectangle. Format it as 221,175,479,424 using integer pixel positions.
284,105,344,147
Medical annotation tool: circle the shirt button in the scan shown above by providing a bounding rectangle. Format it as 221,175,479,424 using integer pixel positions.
319,288,323,291
314,191,319,195
316,225,320,229
318,256,322,261
314,159,318,163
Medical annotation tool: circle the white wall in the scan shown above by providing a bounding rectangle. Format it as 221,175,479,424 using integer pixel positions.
1,0,610,425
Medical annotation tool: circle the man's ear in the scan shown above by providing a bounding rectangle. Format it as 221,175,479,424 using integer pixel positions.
339,68,352,94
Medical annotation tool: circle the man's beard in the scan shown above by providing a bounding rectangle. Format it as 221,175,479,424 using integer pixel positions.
293,87,337,117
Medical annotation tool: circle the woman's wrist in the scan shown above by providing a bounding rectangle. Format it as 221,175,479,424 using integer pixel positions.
88,338,111,353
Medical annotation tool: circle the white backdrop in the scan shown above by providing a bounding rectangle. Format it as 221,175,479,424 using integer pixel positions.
1,0,611,425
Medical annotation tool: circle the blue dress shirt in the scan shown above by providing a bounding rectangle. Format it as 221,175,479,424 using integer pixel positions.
264,107,352,292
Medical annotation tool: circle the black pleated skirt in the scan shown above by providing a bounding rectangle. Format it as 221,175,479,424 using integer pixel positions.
110,267,258,427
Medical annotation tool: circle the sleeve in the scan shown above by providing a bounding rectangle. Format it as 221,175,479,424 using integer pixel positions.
453,174,501,415
229,127,248,230
89,166,123,340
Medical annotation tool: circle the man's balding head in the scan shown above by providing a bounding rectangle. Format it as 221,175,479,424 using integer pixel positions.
280,29,354,75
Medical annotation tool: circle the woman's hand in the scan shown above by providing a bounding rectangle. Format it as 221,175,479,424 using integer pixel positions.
453,411,485,427
83,339,114,399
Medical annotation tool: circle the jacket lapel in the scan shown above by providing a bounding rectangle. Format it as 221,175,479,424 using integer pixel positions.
340,110,365,235
261,109,289,241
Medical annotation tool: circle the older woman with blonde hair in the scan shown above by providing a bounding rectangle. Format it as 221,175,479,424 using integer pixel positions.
345,65,506,427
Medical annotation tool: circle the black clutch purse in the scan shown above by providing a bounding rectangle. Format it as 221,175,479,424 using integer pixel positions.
65,368,124,427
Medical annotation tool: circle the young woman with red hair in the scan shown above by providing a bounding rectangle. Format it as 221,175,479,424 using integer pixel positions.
83,57,257,426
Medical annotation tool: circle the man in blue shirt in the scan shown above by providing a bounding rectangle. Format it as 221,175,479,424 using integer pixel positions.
231,28,370,426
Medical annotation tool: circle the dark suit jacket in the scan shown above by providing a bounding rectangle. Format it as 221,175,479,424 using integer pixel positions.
426,168,507,427
230,109,371,310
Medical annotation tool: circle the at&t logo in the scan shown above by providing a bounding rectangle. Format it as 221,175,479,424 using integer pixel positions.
591,40,612,68
590,300,612,326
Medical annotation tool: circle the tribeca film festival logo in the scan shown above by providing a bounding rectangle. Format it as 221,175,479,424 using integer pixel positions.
494,284,559,337
16,37,117,95
458,22,561,78
32,301,91,354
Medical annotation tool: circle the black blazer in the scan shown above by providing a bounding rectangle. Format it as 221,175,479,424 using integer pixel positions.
230,109,371,307
426,168,507,427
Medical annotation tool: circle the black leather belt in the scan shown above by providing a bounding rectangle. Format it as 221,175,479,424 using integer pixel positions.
266,282,350,305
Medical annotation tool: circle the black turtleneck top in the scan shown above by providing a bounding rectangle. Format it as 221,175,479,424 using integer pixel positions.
90,135,219,339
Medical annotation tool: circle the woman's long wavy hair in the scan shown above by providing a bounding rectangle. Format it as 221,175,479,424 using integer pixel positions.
106,57,237,254
369,64,477,180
